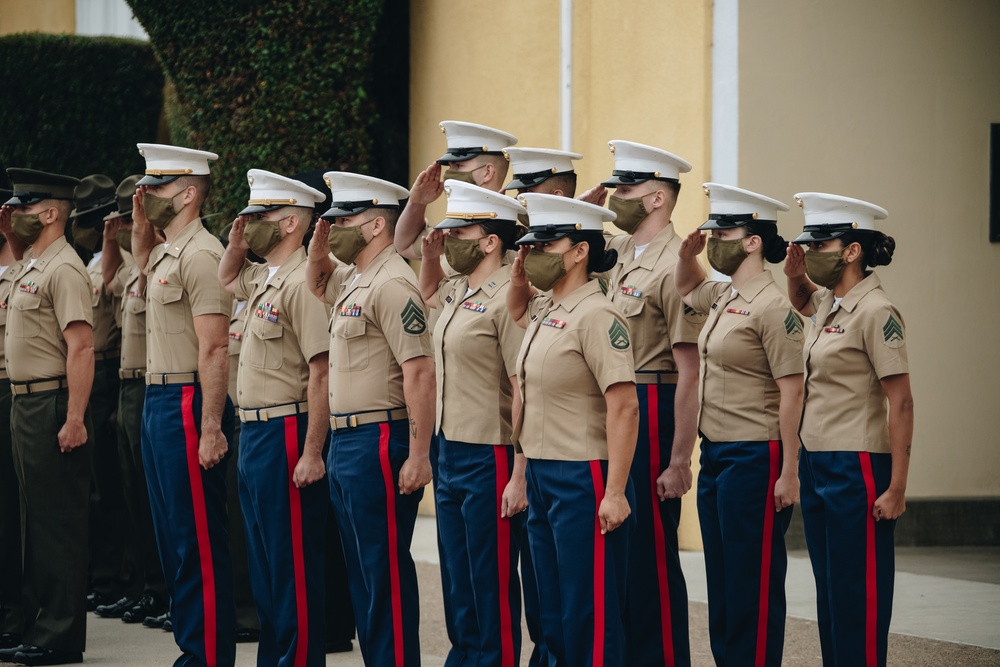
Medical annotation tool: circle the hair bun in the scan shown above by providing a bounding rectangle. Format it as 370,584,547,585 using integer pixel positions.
868,232,895,267
764,233,788,264
593,247,618,274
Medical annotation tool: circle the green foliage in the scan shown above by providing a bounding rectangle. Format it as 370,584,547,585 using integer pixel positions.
0,34,163,186
127,0,409,231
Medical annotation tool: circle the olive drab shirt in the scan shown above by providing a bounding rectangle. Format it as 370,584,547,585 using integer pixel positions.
234,248,330,409
5,238,93,382
0,258,26,374
688,271,804,442
145,219,231,374
325,245,432,414
88,251,130,354
433,264,524,445
512,280,635,461
799,273,908,454
227,301,247,408
111,264,148,373
607,226,707,371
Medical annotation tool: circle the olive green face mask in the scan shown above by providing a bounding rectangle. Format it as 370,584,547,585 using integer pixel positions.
804,249,848,289
706,236,749,276
443,164,486,186
244,217,286,258
608,194,649,234
444,235,486,276
327,218,374,265
142,191,183,230
11,213,44,244
116,228,133,253
523,247,569,292
72,221,103,252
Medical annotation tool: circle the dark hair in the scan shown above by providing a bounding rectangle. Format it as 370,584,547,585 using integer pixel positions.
369,206,400,234
655,179,681,197
479,220,518,253
743,221,788,264
566,230,618,273
839,231,896,268
176,174,212,203
546,173,578,197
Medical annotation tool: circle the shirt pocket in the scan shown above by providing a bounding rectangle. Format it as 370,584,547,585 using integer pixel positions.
617,294,646,319
10,293,42,338
247,317,284,370
149,282,186,334
333,316,369,372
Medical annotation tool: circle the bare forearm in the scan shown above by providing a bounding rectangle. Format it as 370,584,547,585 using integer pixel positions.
65,346,95,422
419,256,445,306
102,238,123,290
394,202,427,260
198,345,229,430
305,359,330,458
605,400,639,495
675,256,706,301
402,361,435,459
777,383,803,477
306,254,335,301
887,398,914,492
218,247,247,291
787,275,817,316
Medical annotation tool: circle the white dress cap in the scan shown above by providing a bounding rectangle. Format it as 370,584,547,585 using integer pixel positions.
515,193,616,244
239,169,327,215
136,143,218,185
435,180,525,229
791,191,888,244
320,172,409,219
436,121,518,164
602,140,692,186
698,182,789,230
502,147,583,191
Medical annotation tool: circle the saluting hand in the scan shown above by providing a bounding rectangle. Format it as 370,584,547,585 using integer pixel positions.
409,163,445,206
511,246,530,288
132,186,155,256
229,216,250,252
57,418,88,453
784,243,806,278
292,451,326,488
578,183,608,207
308,218,330,260
398,455,432,495
656,462,693,500
873,487,906,521
421,229,446,261
103,216,121,241
679,230,707,259
598,492,631,534
0,205,12,236
198,427,229,470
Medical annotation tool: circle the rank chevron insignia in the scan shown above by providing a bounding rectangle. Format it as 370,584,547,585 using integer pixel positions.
608,319,631,350
683,304,697,316
784,309,804,336
882,313,904,343
401,298,427,335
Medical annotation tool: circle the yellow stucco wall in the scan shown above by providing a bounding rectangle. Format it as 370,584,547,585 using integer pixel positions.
410,0,713,548
0,0,74,35
739,1,1000,497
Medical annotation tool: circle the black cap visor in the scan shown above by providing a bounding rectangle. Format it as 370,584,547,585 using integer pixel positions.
137,173,181,187
238,203,283,216
698,213,776,231
435,147,504,165
435,215,517,230
320,200,399,220
515,224,583,245
601,170,679,187
504,169,574,191
791,223,862,244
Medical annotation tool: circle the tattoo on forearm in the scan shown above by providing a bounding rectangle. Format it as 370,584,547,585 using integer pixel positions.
314,271,327,289
409,418,417,438
795,284,808,297
905,445,911,456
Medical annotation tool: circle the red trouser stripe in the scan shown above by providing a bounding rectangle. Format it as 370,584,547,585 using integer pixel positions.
589,461,606,667
181,386,217,667
378,423,405,667
859,452,878,667
646,385,675,665
493,445,515,667
283,417,309,667
754,440,781,667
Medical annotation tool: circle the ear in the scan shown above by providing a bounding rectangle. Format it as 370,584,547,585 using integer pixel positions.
369,215,386,238
480,162,496,184
41,206,58,225
744,234,763,254
843,241,863,264
572,240,590,265
551,187,566,197
284,213,301,235
483,233,500,254
181,184,197,207
648,188,666,211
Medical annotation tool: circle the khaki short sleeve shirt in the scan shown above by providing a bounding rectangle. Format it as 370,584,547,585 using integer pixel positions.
799,273,908,453
234,248,331,408
512,280,635,461
146,219,231,373
227,301,248,407
691,272,804,442
6,238,93,382
89,252,131,353
0,259,26,369
607,226,706,372
433,264,524,444
326,246,432,414
118,265,148,371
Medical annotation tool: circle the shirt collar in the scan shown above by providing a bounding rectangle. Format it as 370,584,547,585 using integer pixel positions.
633,223,677,270
469,264,511,299
553,279,602,313
25,236,71,273
254,247,307,291
838,272,882,313
163,217,206,259
734,271,774,303
340,244,395,289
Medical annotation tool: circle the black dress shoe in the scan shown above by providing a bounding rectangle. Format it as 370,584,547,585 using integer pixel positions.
0,632,22,649
0,643,29,660
12,645,83,665
234,627,259,643
85,591,112,612
142,611,168,629
325,639,353,653
122,595,167,624
95,595,136,619
161,613,172,632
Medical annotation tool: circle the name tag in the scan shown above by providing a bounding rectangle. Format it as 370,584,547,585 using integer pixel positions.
823,325,845,334
338,303,362,317
18,282,37,294
541,317,566,329
620,285,642,298
726,308,750,316
461,300,486,313
255,302,279,323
